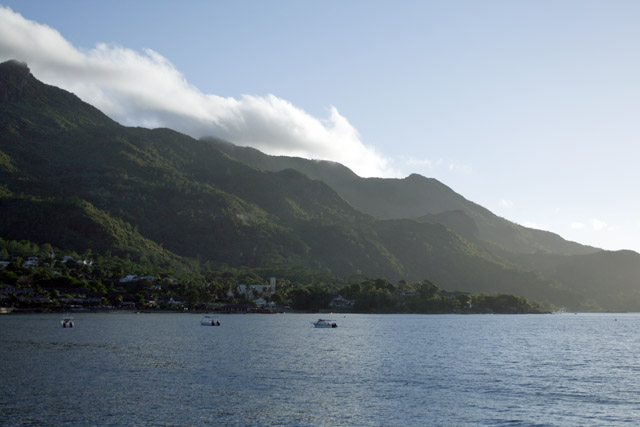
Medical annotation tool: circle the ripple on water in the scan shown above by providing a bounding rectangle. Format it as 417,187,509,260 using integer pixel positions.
2,312,640,426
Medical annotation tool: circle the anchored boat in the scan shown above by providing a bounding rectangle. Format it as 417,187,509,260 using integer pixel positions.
313,319,337,328
200,315,220,326
61,316,74,328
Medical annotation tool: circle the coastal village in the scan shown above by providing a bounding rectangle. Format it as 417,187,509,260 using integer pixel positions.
0,242,540,315
0,251,357,313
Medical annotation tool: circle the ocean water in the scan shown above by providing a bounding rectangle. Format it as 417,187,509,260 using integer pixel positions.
1,312,640,426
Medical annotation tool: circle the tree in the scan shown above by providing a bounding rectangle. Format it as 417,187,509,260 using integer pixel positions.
39,243,54,260
135,293,145,307
417,280,440,299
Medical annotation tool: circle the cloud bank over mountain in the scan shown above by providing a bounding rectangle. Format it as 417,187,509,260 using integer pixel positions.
0,6,396,178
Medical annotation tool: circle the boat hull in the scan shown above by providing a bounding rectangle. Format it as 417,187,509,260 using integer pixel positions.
313,320,337,328
200,316,220,326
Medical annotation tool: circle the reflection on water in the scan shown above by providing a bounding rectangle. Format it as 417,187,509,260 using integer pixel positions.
2,312,640,425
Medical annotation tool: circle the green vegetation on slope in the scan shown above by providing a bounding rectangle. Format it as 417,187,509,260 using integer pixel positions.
0,237,545,314
205,137,598,256
1,60,638,311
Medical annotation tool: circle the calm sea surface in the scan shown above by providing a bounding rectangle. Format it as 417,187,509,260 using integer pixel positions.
2,312,640,426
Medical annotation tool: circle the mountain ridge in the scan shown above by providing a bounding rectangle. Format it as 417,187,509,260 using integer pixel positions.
2,59,639,310
202,136,598,257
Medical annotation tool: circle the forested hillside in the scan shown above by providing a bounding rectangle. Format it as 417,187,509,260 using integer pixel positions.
204,137,597,256
1,60,639,311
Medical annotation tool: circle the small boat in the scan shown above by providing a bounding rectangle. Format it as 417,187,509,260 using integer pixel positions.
200,315,220,326
313,319,337,328
61,316,74,328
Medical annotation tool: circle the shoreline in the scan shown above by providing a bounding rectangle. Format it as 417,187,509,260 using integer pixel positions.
1,306,551,315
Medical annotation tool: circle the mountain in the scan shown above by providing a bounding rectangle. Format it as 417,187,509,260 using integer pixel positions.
203,137,597,256
202,139,640,311
2,59,639,310
0,196,179,264
504,250,640,312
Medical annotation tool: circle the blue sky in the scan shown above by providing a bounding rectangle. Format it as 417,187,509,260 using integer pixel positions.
1,1,639,253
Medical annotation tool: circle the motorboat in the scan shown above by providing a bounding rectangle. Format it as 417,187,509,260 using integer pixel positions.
61,316,74,328
201,315,220,326
313,319,337,328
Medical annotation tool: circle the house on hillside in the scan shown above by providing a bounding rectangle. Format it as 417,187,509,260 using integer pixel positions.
0,284,17,296
167,298,184,308
23,257,40,268
394,291,417,297
120,275,157,284
329,295,355,308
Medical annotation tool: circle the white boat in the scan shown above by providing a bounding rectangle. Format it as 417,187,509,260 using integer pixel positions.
61,316,74,328
200,315,220,326
313,319,337,328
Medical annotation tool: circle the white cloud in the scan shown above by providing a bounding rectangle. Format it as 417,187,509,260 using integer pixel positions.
590,218,617,232
393,155,472,177
591,219,608,232
396,155,433,168
0,6,395,178
499,199,513,208
447,161,472,174
569,219,613,232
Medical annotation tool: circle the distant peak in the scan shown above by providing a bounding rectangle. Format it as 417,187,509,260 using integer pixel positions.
407,173,426,180
0,59,30,76
405,173,435,183
0,60,36,102
1,59,28,67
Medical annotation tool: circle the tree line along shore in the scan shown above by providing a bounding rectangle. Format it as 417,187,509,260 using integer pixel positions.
0,238,546,315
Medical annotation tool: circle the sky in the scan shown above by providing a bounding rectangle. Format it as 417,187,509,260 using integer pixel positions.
0,1,639,253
